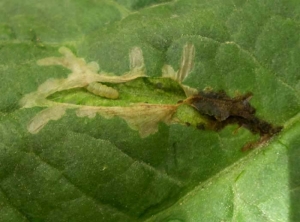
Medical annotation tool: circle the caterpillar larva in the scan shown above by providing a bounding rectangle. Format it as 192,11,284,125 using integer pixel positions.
86,82,119,99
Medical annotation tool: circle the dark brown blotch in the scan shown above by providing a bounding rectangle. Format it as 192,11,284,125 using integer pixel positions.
185,90,282,150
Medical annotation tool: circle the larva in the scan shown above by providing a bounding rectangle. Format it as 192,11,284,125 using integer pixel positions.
86,82,119,99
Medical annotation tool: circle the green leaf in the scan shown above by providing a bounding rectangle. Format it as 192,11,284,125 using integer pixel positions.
0,0,299,221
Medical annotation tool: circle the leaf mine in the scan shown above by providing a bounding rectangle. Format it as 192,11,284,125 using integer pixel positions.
21,44,282,149
76,104,178,138
20,45,197,136
27,106,67,134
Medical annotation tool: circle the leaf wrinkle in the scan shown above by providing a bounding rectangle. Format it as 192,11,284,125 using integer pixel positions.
0,187,31,222
20,140,136,220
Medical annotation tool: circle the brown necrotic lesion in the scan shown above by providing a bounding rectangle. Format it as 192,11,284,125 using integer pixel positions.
170,43,282,149
184,90,282,150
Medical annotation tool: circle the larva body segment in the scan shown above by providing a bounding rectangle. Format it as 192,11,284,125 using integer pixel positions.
86,82,119,99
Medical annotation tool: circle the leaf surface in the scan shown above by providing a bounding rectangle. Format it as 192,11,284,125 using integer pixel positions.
0,0,299,221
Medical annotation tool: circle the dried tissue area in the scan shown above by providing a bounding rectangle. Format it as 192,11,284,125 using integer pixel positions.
20,44,282,147
20,45,197,137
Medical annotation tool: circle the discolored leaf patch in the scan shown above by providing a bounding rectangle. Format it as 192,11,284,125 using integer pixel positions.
184,90,282,150
20,43,281,149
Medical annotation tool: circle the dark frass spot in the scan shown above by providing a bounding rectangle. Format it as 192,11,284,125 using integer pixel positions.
196,123,206,130
156,82,163,89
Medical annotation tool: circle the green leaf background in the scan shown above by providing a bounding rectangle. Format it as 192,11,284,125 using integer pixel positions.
0,0,299,221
